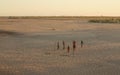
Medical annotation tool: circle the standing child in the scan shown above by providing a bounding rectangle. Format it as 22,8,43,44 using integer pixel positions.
81,40,83,48
73,40,76,55
63,41,65,50
57,42,60,50
67,45,70,54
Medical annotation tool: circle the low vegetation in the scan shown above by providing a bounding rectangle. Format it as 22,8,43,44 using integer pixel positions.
89,17,120,23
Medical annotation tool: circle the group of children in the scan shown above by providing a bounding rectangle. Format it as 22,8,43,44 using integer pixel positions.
57,40,84,55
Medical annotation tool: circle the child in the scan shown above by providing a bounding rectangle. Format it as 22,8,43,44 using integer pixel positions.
67,45,70,53
57,42,60,50
81,40,83,48
73,40,76,55
63,41,65,50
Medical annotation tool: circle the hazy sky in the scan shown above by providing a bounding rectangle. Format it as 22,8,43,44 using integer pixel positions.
0,0,120,16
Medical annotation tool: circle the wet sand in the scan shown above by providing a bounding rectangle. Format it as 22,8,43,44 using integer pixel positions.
0,17,120,75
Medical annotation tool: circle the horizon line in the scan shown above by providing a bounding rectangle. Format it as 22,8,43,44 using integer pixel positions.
0,16,120,17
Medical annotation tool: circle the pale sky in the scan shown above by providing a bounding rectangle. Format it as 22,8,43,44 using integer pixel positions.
0,0,120,16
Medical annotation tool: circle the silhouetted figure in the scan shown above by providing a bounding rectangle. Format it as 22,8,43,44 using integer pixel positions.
81,40,83,48
57,42,60,50
62,41,65,50
67,45,70,53
73,40,76,55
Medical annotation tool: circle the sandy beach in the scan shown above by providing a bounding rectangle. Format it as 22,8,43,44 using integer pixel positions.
0,17,120,75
